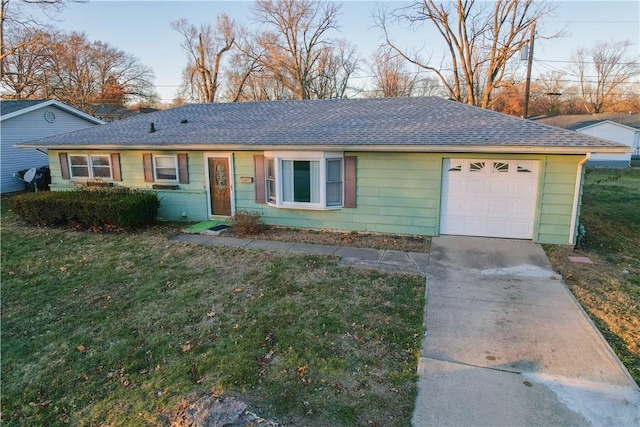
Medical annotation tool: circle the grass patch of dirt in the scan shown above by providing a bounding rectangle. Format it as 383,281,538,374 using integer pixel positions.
544,166,640,384
224,225,431,253
1,202,425,426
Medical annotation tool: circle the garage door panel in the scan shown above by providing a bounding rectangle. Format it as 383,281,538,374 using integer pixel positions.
441,159,539,239
511,200,535,216
490,180,510,194
467,180,488,194
488,200,509,214
514,181,537,196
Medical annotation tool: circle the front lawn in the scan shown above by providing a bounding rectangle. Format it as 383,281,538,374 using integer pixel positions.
545,165,640,384
0,211,425,426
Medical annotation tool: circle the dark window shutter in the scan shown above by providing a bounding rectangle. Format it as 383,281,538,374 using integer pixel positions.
110,153,122,181
177,153,189,184
254,155,266,204
344,156,356,208
59,152,70,180
143,153,153,182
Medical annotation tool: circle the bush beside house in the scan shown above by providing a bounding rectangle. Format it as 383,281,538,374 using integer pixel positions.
9,189,160,229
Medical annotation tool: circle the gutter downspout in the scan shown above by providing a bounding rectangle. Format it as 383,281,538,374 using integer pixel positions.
569,153,591,245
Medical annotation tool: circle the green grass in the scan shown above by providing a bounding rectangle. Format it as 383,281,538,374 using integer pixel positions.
1,207,425,426
545,165,640,384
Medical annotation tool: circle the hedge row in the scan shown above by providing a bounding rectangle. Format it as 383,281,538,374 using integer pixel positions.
9,189,160,229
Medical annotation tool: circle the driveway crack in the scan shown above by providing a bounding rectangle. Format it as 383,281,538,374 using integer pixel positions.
422,355,522,375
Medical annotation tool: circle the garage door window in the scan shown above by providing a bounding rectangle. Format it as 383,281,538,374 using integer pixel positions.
470,162,485,172
493,162,509,172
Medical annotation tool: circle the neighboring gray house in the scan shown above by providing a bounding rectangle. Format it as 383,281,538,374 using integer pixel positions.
537,113,640,167
0,100,104,193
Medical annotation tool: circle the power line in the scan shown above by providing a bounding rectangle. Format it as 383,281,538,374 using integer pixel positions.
536,58,639,65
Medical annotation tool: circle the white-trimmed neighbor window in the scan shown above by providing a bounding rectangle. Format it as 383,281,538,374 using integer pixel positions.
153,155,178,181
264,151,343,210
69,154,112,179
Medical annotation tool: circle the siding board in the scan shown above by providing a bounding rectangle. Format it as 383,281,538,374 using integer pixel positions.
1,106,99,193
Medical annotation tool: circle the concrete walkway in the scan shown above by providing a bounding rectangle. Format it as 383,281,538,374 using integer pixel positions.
171,233,640,426
171,233,430,274
414,236,640,427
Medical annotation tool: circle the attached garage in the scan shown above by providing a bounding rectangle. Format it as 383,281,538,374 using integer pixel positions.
440,159,539,239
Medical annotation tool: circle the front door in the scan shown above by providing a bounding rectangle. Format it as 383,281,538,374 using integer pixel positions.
208,157,231,216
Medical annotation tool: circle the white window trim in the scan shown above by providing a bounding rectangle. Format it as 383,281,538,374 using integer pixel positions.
68,154,112,180
153,155,178,182
264,151,343,210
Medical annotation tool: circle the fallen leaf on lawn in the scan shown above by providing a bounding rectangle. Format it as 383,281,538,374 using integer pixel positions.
8,271,15,275
182,343,192,352
207,311,216,318
549,275,557,280
59,266,68,272
232,288,244,293
77,345,86,352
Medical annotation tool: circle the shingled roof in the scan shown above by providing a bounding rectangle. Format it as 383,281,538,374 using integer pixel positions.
535,113,640,131
17,97,628,154
0,99,49,116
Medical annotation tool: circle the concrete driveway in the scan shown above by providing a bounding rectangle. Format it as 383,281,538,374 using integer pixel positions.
413,236,640,426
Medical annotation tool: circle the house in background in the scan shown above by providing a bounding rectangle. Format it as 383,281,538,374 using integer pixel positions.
18,97,629,244
537,113,640,167
1,100,104,193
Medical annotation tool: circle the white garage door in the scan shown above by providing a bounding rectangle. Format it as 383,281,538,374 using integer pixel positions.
440,159,539,239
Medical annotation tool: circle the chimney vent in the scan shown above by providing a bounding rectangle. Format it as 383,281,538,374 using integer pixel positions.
149,122,156,133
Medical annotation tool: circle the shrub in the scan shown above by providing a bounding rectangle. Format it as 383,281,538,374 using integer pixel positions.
9,188,160,230
230,210,265,237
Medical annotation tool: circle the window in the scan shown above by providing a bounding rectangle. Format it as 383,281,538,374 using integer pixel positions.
266,157,276,203
153,155,178,181
469,161,485,172
264,152,343,209
493,162,509,173
326,159,342,206
68,154,112,179
517,162,534,173
69,155,89,178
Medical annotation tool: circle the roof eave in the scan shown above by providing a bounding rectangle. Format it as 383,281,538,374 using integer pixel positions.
0,100,105,124
15,143,632,154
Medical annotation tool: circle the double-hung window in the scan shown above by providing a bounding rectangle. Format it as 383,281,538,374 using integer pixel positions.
264,152,343,210
153,155,178,181
69,154,112,179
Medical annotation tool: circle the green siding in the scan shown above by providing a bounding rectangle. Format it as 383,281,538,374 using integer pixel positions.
48,149,585,244
534,155,583,245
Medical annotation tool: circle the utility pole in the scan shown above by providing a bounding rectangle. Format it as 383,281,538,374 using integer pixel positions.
523,21,536,119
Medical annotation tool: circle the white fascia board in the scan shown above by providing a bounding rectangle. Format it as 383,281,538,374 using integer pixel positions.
575,120,639,133
15,143,633,154
0,100,105,124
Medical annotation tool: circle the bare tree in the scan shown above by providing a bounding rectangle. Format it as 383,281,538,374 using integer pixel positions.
413,76,443,97
0,26,49,97
310,39,359,99
369,46,418,97
172,15,235,103
375,0,557,108
4,30,157,110
244,0,341,100
1,0,82,77
571,40,639,114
